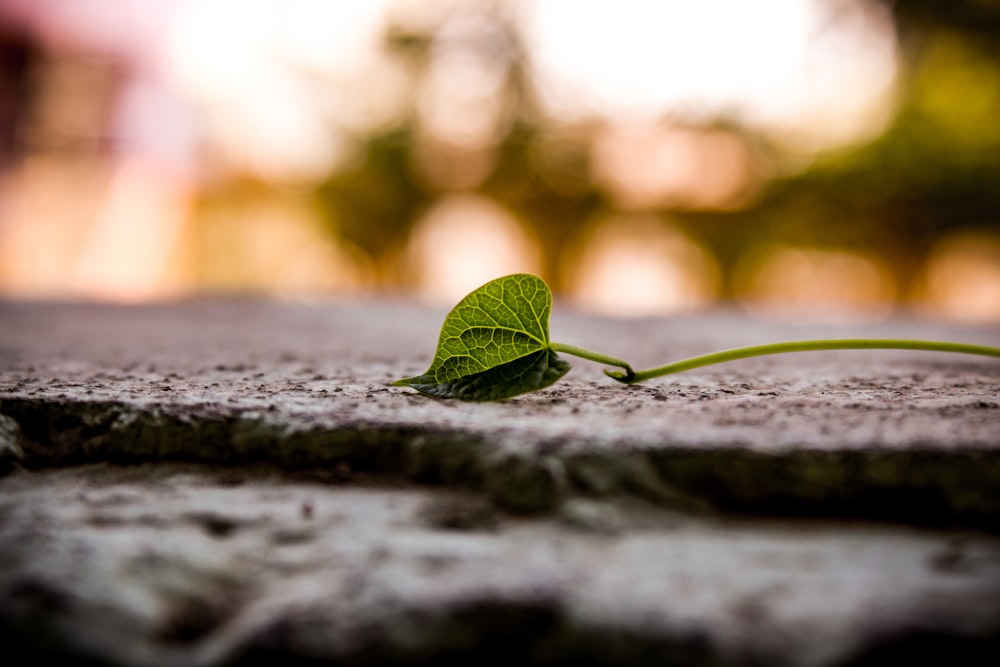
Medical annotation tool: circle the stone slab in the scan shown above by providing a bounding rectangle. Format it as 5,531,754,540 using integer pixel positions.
2,463,999,667
1,298,1000,665
2,299,999,523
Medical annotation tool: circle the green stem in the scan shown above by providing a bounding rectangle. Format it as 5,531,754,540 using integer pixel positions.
605,339,1000,385
550,342,635,381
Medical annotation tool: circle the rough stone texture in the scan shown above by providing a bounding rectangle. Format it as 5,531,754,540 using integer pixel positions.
1,298,1000,665
4,463,1000,667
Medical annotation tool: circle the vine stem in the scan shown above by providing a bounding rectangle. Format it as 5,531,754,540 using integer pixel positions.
592,339,1000,385
549,342,635,381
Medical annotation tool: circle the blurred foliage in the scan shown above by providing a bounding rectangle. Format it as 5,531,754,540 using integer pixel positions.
313,1,1000,301
767,21,1000,287
316,129,430,264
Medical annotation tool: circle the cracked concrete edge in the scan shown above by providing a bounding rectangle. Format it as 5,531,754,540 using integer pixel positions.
3,396,999,531
0,413,25,464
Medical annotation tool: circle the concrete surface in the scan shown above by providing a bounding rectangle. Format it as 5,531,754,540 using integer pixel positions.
1,297,999,665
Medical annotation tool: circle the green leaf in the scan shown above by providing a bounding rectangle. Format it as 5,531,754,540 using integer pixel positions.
393,274,570,401
393,274,1000,402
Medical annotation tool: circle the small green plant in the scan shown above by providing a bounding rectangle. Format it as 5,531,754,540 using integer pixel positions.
393,273,1000,401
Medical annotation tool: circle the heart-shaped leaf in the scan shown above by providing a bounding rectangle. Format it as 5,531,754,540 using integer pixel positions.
393,274,570,400
394,274,1000,402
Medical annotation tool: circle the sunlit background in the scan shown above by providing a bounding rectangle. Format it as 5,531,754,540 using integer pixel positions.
1,0,999,321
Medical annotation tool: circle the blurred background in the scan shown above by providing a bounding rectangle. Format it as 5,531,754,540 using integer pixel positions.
0,0,998,322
